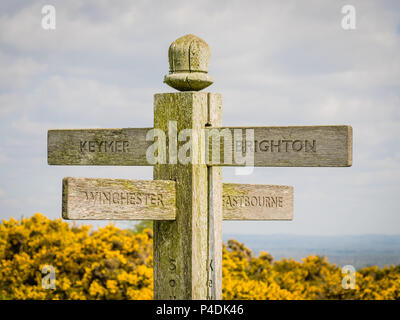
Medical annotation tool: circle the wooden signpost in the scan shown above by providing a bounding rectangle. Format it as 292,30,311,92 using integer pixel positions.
48,34,352,300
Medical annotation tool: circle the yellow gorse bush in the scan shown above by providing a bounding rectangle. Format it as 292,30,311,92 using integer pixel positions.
0,214,399,300
0,214,153,300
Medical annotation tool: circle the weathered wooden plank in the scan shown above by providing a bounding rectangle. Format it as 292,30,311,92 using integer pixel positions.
207,125,352,167
62,177,176,220
49,125,352,167
153,92,209,300
223,183,293,220
206,93,223,300
48,128,153,166
62,177,292,221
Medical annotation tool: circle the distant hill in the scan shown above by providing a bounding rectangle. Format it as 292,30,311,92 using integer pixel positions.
223,234,400,269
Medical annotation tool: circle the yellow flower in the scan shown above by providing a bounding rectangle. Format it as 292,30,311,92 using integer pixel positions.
106,280,118,294
1,214,400,300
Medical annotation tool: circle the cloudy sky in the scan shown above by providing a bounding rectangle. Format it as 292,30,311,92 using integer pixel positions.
0,0,399,235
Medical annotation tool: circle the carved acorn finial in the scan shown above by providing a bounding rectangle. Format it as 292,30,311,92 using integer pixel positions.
164,34,213,91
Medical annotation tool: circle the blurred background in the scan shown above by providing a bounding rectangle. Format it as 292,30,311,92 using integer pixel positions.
0,0,399,268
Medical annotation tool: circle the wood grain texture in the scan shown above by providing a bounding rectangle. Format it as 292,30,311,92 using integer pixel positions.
153,92,209,300
62,177,292,222
223,183,293,220
62,177,176,220
48,128,152,166
207,125,352,167
206,93,222,300
49,126,352,168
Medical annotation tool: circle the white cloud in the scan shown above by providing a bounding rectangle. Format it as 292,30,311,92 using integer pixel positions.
0,152,7,164
0,0,399,235
5,75,155,128
0,51,47,90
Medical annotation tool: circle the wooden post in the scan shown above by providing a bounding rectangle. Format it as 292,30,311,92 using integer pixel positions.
206,93,222,300
153,33,223,300
153,92,210,299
